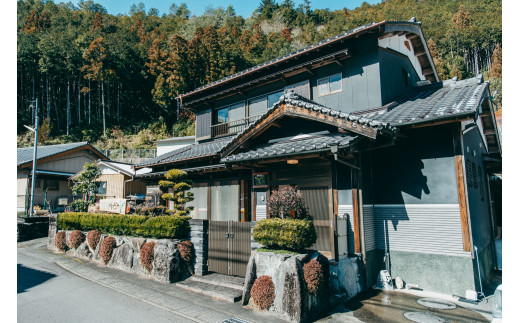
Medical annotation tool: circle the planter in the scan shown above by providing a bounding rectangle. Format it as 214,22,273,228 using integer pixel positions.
242,250,329,322
48,230,192,283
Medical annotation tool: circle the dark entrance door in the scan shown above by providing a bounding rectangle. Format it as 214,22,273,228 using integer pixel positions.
208,221,251,277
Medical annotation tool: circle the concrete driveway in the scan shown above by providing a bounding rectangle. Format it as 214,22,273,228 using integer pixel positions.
321,288,491,323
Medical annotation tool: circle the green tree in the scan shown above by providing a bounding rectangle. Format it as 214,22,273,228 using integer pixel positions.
159,169,194,217
72,162,102,203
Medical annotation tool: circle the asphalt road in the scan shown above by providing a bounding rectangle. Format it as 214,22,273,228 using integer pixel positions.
18,245,193,323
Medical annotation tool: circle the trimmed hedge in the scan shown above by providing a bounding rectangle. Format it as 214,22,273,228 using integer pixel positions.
253,218,317,251
57,212,190,239
87,230,102,250
140,241,156,273
251,275,275,310
55,231,68,252
177,240,193,262
68,230,86,249
100,236,116,264
303,259,324,295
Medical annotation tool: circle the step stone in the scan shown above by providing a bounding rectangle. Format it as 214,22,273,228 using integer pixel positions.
176,279,242,303
189,273,244,291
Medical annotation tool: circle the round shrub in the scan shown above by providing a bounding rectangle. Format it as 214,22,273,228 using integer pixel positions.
266,186,310,219
303,259,324,295
68,230,86,249
253,218,317,251
177,240,193,262
140,241,156,273
55,231,68,252
99,236,117,264
250,275,275,311
87,230,102,250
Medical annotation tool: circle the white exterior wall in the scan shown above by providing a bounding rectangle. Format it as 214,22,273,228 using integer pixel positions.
156,138,195,156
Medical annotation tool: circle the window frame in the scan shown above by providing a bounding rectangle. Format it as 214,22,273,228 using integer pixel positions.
317,72,342,97
44,179,59,191
96,181,107,195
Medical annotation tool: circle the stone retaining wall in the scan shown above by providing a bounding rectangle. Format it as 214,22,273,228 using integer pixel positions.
47,215,194,283
242,250,330,322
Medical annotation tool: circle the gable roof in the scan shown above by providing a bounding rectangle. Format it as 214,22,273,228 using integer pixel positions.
17,142,107,167
135,138,232,168
356,75,488,127
221,132,357,163
178,20,437,108
219,90,396,158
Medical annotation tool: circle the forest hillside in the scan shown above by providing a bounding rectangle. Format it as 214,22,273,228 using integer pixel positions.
17,0,502,149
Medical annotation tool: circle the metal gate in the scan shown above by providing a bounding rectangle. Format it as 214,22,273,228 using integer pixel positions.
208,221,251,277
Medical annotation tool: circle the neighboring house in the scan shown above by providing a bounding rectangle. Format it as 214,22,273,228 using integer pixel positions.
17,142,107,213
71,160,152,199
155,136,196,156
135,20,501,296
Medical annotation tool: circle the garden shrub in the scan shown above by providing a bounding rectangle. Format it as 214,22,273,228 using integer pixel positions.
253,218,317,251
57,212,190,239
250,275,275,310
303,259,324,295
177,240,193,262
140,241,156,273
266,186,310,219
68,230,86,249
99,236,117,264
55,231,67,252
135,205,170,216
68,199,90,212
87,230,102,250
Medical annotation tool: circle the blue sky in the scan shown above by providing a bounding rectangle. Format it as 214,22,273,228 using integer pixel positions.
65,0,381,17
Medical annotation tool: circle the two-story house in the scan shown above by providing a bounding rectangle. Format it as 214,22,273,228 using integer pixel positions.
135,20,501,296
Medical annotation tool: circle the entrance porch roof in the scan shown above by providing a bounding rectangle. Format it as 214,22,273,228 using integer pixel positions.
221,132,357,163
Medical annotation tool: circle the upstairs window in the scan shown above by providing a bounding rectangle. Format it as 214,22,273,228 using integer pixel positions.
317,73,342,97
214,102,245,125
247,90,283,118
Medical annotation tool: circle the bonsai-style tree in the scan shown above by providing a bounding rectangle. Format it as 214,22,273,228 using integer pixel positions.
159,169,194,216
266,186,311,219
70,162,101,211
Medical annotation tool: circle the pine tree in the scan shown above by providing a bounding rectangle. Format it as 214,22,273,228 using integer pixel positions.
159,169,194,217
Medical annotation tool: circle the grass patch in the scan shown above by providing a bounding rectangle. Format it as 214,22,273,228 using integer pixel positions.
257,247,300,255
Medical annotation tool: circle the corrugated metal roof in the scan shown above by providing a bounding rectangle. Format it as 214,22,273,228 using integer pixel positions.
357,75,488,126
17,141,90,166
136,138,232,167
221,133,356,163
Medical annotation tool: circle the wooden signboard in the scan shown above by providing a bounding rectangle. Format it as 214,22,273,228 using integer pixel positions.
100,198,127,214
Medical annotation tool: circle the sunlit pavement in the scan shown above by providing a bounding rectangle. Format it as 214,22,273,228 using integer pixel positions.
322,288,492,323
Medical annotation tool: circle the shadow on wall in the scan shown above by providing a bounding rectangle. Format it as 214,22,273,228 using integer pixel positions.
370,150,431,285
17,264,57,293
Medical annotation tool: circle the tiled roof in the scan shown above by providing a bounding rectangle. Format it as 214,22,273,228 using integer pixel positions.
219,90,395,156
17,141,91,166
136,138,232,167
356,75,488,126
178,22,383,100
221,133,356,163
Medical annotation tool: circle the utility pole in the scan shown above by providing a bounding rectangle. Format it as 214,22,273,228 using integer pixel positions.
29,99,39,217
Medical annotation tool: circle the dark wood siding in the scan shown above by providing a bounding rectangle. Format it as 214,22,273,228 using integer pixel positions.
196,109,212,140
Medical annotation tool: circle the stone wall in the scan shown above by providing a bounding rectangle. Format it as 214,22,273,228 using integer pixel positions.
48,223,192,283
189,219,208,276
329,256,363,299
242,250,330,322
